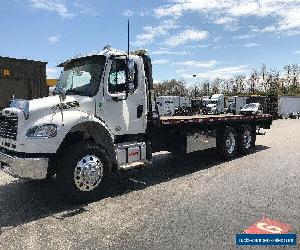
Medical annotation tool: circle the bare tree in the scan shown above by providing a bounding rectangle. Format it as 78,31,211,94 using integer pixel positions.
260,64,268,92
233,74,246,94
249,70,259,94
211,78,222,94
154,79,188,96
155,64,299,97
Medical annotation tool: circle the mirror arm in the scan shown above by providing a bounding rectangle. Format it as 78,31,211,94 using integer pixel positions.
112,96,120,102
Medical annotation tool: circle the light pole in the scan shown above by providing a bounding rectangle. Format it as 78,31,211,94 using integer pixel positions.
193,74,197,98
207,82,210,96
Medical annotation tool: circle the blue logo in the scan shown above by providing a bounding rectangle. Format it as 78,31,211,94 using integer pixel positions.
236,234,297,246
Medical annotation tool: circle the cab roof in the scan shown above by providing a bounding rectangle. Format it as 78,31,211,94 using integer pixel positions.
58,45,149,67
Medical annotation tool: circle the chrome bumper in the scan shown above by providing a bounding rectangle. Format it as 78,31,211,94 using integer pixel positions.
0,150,49,180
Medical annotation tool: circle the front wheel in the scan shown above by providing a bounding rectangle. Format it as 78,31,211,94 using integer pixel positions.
56,141,110,203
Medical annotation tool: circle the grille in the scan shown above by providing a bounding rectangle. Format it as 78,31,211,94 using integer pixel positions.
0,113,18,140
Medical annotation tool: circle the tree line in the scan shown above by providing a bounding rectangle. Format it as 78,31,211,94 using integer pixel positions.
154,64,300,97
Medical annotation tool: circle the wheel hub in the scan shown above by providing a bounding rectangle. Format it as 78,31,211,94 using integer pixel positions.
243,130,252,149
74,155,103,191
225,132,236,154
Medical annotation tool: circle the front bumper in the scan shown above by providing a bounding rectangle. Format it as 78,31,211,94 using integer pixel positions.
0,149,49,180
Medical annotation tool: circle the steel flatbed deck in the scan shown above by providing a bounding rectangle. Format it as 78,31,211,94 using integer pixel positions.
160,114,273,125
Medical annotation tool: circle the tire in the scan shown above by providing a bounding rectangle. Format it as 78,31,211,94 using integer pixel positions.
217,126,238,160
56,141,110,203
238,125,255,154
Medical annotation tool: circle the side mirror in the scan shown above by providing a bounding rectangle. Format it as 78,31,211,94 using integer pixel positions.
55,85,66,101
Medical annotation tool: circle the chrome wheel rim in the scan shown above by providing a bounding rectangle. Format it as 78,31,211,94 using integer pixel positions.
73,155,103,192
225,132,236,154
243,130,252,149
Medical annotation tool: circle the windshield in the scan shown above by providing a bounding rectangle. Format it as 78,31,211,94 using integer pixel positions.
243,104,258,109
209,100,218,104
57,56,106,97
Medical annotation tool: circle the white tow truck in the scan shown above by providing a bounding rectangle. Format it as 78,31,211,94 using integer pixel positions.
0,47,272,202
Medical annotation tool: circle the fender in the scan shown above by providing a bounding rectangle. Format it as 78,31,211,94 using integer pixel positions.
65,120,116,164
15,110,115,157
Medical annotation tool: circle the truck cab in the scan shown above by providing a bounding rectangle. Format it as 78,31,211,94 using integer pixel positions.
0,47,156,197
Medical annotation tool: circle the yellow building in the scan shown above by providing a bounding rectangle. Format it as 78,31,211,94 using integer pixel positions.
47,79,58,87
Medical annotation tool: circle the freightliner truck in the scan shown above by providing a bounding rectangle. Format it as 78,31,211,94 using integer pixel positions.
0,47,272,202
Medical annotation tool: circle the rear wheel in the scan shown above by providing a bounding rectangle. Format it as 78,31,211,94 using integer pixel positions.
238,125,255,154
217,126,238,160
56,141,110,203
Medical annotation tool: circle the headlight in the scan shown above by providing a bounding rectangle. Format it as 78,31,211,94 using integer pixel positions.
26,124,57,138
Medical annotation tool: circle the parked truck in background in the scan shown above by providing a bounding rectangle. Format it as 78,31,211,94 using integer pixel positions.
278,96,300,117
206,94,225,114
227,96,249,115
0,47,272,202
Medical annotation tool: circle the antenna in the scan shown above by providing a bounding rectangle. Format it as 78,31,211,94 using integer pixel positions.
127,19,130,59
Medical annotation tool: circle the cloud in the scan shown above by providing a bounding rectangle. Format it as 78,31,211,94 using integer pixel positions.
244,42,259,48
153,0,300,34
30,0,73,18
172,60,217,68
73,2,99,17
123,9,134,17
197,44,211,48
132,19,178,46
46,65,60,78
229,1,260,17
180,65,249,80
294,50,300,54
47,34,60,45
151,50,191,56
164,29,208,47
214,16,235,25
154,1,231,18
233,34,255,40
152,59,170,65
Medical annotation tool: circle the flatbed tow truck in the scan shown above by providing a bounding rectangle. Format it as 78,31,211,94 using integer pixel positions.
0,47,272,202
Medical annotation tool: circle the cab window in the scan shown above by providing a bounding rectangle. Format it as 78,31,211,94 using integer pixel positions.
108,59,138,94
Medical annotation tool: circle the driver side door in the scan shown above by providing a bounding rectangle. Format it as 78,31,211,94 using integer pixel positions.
97,57,146,136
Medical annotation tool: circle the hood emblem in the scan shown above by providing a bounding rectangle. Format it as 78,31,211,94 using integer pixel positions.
53,101,80,110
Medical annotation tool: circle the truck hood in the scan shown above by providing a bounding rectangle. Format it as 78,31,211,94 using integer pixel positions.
27,95,96,120
240,107,258,112
207,104,217,108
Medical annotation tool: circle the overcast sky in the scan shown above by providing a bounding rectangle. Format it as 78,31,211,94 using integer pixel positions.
1,0,299,84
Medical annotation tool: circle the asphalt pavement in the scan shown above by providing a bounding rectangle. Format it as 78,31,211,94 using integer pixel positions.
0,119,299,249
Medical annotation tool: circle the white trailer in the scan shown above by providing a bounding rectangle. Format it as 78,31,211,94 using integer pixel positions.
179,96,191,108
278,96,300,116
156,96,176,116
156,96,191,116
227,96,249,114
